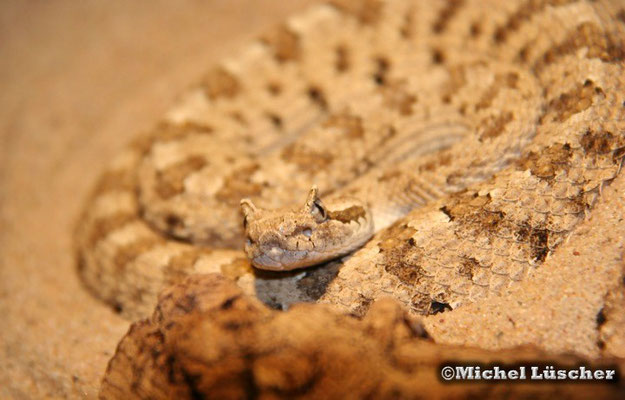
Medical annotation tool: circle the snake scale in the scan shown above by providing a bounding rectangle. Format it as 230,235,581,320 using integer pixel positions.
76,0,625,321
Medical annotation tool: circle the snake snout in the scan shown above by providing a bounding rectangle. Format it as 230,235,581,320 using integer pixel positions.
259,231,283,249
278,220,296,235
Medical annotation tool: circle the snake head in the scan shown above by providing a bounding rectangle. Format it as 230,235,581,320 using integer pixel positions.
240,185,374,271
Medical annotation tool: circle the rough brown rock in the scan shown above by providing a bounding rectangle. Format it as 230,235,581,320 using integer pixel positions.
101,274,625,399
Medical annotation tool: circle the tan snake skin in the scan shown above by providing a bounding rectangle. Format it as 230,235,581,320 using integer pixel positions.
76,0,625,322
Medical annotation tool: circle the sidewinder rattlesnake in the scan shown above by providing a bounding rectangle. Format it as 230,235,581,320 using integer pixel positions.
76,0,625,323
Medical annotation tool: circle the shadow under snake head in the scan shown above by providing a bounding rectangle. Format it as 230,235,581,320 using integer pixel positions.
240,185,374,271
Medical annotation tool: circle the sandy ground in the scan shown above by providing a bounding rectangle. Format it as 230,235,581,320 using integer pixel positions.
1,1,624,399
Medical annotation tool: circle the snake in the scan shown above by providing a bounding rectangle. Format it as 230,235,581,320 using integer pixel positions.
75,0,625,321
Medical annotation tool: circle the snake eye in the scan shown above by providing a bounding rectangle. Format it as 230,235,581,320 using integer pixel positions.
310,200,327,222
304,185,327,222
302,228,313,237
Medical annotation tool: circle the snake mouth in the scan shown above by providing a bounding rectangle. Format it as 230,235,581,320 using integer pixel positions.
251,249,328,271
251,254,282,270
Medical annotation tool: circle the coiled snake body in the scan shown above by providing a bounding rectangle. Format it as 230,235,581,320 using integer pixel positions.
76,0,625,320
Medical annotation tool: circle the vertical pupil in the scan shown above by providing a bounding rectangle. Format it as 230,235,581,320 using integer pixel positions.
314,201,326,219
